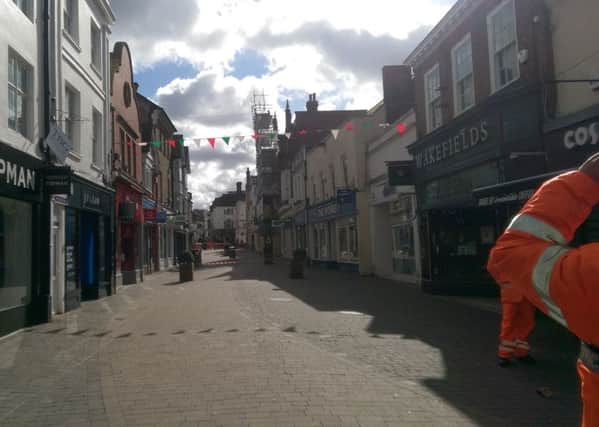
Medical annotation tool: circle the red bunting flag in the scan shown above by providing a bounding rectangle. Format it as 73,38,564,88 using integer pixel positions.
208,138,216,148
345,122,353,131
167,139,176,147
299,129,307,135
396,123,407,135
252,134,259,139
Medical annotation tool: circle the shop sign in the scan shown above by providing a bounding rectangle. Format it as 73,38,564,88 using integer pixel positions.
156,210,167,223
44,167,71,194
82,190,101,210
563,120,599,149
44,124,73,164
308,200,338,223
271,219,283,227
387,161,415,185
413,120,489,169
175,215,186,224
478,189,535,207
119,202,136,221
144,208,156,222
0,155,37,192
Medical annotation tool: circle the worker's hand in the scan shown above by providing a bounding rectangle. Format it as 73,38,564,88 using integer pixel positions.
579,152,599,183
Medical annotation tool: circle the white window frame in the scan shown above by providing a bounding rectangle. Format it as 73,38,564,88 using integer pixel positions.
7,50,31,139
424,63,442,132
63,0,79,43
12,0,33,20
64,83,80,153
452,33,475,116
92,108,102,166
487,0,519,93
90,20,102,73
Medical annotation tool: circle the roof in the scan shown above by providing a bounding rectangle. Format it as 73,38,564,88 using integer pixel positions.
293,110,367,131
135,92,177,142
210,191,246,209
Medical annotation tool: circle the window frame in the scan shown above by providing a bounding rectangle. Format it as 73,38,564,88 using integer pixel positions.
424,63,442,132
64,83,80,152
7,50,31,139
451,33,475,116
487,0,520,93
90,20,102,74
11,0,33,20
91,108,102,166
63,0,79,43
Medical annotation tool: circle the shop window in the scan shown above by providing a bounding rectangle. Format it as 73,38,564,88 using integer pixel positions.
452,34,474,115
338,227,348,255
392,224,416,275
349,224,359,258
319,226,327,258
488,0,519,92
0,197,32,310
424,64,442,132
8,50,31,139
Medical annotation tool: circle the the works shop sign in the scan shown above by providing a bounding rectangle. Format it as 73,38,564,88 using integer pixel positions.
413,120,489,169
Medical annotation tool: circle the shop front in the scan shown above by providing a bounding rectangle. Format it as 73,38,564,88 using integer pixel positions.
142,196,159,274
0,142,45,336
59,175,114,308
307,189,358,271
115,182,142,285
409,87,545,295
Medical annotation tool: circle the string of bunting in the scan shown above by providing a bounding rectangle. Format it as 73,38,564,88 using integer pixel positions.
134,121,408,149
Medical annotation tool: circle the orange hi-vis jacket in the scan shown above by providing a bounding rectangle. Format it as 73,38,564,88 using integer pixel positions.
487,170,599,426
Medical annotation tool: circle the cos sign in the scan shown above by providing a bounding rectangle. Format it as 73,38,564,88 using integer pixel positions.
564,121,599,149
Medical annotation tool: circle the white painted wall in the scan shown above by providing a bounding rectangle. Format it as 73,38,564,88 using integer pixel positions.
0,0,43,159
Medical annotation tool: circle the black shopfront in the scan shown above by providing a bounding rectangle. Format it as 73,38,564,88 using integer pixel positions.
0,142,45,336
408,87,546,295
62,175,114,310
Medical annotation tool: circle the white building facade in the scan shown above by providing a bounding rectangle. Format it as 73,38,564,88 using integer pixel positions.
367,110,421,284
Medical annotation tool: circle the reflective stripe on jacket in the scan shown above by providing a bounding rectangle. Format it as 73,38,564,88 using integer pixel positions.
487,171,599,346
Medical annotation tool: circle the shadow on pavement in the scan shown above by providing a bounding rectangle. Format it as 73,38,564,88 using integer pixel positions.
221,250,581,427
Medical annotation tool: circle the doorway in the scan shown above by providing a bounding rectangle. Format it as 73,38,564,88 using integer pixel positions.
51,205,65,315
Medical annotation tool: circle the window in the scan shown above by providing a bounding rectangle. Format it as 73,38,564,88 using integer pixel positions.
12,0,32,19
349,224,359,258
341,156,349,188
392,224,416,275
8,52,30,138
338,227,347,254
144,158,153,191
452,34,475,115
311,176,316,202
329,164,336,193
64,85,79,152
91,21,102,72
64,0,78,42
424,64,442,132
320,172,326,200
488,0,519,92
119,129,127,171
0,197,33,310
92,109,102,165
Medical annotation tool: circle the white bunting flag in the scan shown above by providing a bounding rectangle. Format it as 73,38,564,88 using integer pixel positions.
193,138,202,148
331,129,340,140
285,132,291,139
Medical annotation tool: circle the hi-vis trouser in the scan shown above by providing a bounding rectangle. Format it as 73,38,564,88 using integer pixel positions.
498,298,535,359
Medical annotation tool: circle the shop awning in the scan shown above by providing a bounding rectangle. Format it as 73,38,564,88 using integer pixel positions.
473,169,573,206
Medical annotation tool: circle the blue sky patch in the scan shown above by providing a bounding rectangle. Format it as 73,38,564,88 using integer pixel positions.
135,59,198,97
228,49,269,79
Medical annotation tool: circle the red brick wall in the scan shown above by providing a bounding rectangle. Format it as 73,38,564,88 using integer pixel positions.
412,0,554,137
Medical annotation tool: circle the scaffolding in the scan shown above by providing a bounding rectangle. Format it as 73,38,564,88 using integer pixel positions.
250,90,275,162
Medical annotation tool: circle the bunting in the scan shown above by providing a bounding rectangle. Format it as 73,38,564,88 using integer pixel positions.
285,132,291,139
222,136,230,145
396,123,407,135
344,122,353,131
331,129,339,140
208,138,216,149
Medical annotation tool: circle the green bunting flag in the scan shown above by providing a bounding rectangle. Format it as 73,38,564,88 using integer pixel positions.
222,137,230,145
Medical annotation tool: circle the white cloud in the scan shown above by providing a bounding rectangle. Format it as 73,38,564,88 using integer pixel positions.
111,0,455,207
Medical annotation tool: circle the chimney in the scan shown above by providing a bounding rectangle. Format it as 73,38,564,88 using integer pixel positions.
132,82,139,93
382,65,414,124
236,182,242,193
306,93,319,112
285,100,292,132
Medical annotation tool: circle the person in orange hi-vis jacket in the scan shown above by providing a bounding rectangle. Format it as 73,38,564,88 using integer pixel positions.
497,286,536,367
487,152,599,427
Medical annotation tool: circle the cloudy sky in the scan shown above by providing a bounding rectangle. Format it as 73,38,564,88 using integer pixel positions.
111,0,456,209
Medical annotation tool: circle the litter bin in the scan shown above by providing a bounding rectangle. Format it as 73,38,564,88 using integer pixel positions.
178,251,194,282
289,249,306,279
